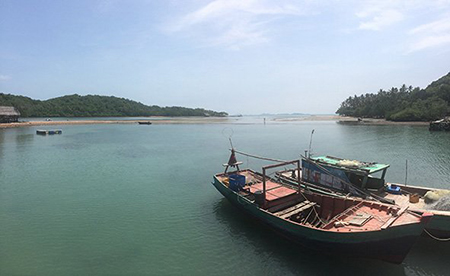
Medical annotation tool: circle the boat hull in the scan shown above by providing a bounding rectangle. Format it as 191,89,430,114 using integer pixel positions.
212,176,425,264
279,170,450,239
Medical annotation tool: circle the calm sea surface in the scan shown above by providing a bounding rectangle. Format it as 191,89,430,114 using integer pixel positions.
1,117,449,275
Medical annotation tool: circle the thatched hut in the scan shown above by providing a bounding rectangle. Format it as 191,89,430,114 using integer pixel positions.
0,106,20,123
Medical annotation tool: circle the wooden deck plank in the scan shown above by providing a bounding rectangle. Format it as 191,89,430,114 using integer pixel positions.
381,206,409,230
248,181,281,193
273,201,310,216
279,202,317,219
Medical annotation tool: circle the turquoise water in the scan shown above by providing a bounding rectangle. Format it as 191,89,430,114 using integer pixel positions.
1,120,449,275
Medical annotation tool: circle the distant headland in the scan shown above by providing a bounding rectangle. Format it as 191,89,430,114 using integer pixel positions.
336,72,450,122
0,93,228,118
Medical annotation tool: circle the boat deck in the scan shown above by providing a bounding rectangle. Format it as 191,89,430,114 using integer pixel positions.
216,170,423,233
279,169,435,213
246,181,297,202
321,204,416,232
383,192,427,211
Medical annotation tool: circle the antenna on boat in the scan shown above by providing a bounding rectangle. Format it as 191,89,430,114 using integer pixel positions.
308,129,315,158
229,137,234,150
222,127,234,148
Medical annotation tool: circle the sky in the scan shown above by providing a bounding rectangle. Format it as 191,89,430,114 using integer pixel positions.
1,0,450,115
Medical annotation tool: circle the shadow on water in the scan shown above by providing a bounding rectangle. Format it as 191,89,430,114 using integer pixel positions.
213,199,407,276
0,130,4,159
403,235,450,275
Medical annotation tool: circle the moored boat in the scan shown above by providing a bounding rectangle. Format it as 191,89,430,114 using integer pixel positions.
429,117,450,131
36,129,62,135
280,155,450,239
212,150,432,264
138,121,152,125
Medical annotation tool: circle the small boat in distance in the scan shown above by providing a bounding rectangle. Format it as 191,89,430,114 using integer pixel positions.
36,129,62,135
212,150,432,264
429,117,450,131
138,121,152,125
279,155,450,239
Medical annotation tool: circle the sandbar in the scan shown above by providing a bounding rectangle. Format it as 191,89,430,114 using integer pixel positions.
0,115,429,129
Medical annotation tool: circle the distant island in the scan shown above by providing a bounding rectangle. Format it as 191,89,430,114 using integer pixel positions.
336,72,450,121
0,94,228,117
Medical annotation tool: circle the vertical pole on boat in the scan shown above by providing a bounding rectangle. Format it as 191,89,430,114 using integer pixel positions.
297,159,302,192
405,160,408,186
361,175,368,189
262,167,267,206
308,129,315,158
381,168,387,181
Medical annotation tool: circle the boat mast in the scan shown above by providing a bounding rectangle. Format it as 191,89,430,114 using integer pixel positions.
308,129,315,158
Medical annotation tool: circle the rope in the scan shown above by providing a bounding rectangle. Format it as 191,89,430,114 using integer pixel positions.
424,229,450,241
233,149,286,163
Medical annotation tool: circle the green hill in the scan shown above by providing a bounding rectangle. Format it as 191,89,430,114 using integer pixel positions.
0,94,228,117
336,72,450,121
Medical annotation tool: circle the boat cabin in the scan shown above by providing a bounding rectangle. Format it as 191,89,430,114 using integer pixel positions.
302,156,390,194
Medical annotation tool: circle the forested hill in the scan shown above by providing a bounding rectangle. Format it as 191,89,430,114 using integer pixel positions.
336,72,450,121
0,94,228,117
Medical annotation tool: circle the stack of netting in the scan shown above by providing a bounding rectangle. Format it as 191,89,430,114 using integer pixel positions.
425,190,450,211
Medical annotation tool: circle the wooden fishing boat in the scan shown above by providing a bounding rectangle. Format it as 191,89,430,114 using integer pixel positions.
36,129,62,135
212,151,432,264
278,155,450,239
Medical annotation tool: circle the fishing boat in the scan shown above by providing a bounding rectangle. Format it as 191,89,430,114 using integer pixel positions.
36,129,62,135
138,121,152,125
212,150,432,264
279,155,450,239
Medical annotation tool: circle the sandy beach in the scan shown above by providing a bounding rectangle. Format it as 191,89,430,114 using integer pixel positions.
0,115,429,129
0,117,232,128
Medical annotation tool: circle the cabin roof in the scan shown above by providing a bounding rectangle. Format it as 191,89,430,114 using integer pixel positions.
310,156,390,174
0,106,20,116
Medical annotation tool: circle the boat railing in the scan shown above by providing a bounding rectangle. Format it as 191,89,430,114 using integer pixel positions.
261,160,302,207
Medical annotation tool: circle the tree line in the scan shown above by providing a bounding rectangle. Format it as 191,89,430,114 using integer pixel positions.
0,94,228,117
336,72,450,121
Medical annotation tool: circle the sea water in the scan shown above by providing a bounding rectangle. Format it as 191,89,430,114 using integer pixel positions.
1,118,449,275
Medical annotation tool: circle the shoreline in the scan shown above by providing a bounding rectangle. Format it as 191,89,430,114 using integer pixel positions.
0,117,232,128
273,115,429,125
335,116,429,126
0,115,429,129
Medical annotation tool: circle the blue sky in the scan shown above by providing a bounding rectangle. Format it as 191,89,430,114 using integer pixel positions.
1,0,450,114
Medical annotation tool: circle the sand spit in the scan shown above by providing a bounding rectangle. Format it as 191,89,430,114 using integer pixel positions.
0,115,429,129
0,117,232,128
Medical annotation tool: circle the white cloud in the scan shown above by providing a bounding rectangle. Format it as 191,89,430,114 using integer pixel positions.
358,9,404,31
166,0,305,49
408,17,450,52
0,75,12,81
408,34,450,52
409,17,450,34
